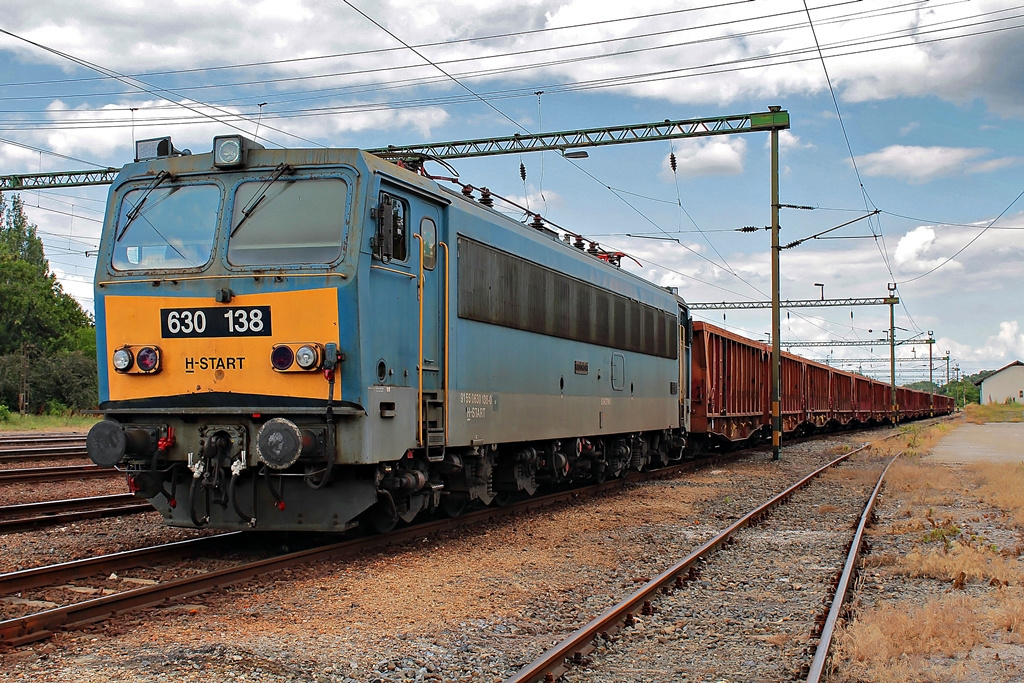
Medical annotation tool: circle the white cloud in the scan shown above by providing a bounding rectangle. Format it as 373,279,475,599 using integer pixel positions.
855,145,1017,184
660,137,745,180
893,226,956,274
974,321,1024,365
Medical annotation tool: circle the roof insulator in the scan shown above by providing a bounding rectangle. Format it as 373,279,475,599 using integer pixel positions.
530,215,545,231
478,187,493,207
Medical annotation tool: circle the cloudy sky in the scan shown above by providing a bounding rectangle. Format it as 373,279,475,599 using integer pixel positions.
1,0,1022,384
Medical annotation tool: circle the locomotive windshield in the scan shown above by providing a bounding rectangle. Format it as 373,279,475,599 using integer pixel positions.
112,183,220,271
227,177,349,266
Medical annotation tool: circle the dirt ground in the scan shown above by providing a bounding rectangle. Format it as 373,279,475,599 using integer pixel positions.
928,421,1024,464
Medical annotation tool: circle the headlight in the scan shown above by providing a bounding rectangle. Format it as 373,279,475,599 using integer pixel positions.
271,345,294,371
112,348,134,372
136,346,160,373
295,345,319,370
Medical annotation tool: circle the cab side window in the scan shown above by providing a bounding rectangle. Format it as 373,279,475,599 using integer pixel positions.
421,217,437,270
374,191,408,263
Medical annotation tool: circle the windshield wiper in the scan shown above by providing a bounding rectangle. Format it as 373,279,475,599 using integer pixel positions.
117,170,172,241
230,163,293,237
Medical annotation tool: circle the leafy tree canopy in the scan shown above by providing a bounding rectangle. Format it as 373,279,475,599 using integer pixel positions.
0,192,94,356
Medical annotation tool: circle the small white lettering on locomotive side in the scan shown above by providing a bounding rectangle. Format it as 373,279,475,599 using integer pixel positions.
459,392,493,406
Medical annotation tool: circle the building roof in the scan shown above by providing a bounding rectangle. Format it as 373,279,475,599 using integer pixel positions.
974,360,1024,386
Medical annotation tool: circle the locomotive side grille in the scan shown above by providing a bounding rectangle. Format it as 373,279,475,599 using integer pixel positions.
458,236,677,359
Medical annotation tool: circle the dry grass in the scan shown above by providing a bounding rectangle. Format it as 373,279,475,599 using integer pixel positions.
970,462,1024,528
833,594,988,682
965,402,1024,423
882,459,963,507
990,587,1024,641
899,540,1023,585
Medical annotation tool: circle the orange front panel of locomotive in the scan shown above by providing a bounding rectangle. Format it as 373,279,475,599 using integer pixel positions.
104,288,339,401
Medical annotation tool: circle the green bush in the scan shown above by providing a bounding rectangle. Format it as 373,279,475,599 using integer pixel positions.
44,399,69,417
0,404,10,422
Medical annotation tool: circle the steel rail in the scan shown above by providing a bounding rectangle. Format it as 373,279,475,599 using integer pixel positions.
0,433,87,445
805,451,902,683
0,456,729,647
0,493,138,516
0,494,152,533
504,443,872,683
0,533,241,595
0,446,88,462
0,465,114,485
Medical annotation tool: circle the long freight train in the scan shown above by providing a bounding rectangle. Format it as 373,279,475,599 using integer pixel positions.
85,134,953,532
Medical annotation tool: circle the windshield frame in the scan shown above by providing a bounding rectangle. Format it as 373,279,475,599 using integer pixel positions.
109,178,224,274
224,170,355,271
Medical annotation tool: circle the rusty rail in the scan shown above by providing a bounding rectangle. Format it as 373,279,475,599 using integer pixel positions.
0,445,89,462
0,533,241,595
0,465,114,485
805,451,901,682
0,494,153,532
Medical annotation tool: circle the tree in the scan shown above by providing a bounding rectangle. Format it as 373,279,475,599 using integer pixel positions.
0,193,97,410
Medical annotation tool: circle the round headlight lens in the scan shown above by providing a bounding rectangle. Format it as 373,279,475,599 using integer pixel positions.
112,348,133,372
295,345,319,370
136,346,160,373
217,138,241,164
271,345,294,371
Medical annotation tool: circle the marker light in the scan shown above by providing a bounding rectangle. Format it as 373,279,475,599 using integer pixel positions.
136,346,161,373
112,348,134,372
271,345,294,371
295,345,319,370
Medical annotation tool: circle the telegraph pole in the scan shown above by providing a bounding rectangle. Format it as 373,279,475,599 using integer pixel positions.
928,331,934,417
770,106,782,461
888,283,897,423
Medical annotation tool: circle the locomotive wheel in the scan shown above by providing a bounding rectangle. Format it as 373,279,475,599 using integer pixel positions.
363,506,398,534
440,492,470,517
491,491,513,507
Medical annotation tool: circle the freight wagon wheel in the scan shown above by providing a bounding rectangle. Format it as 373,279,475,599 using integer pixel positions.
440,492,470,517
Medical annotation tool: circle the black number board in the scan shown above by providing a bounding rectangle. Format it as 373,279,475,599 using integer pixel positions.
160,306,272,338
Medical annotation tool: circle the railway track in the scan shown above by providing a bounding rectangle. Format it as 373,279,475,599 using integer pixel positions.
0,425,937,660
505,442,896,682
0,494,153,533
0,464,116,485
0,434,89,464
0,445,89,463
0,455,730,648
0,433,87,447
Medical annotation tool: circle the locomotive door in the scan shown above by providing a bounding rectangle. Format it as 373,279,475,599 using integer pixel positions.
370,185,446,452
417,205,445,450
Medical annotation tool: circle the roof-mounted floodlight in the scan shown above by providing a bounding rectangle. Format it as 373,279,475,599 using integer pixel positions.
212,135,265,168
135,136,189,162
